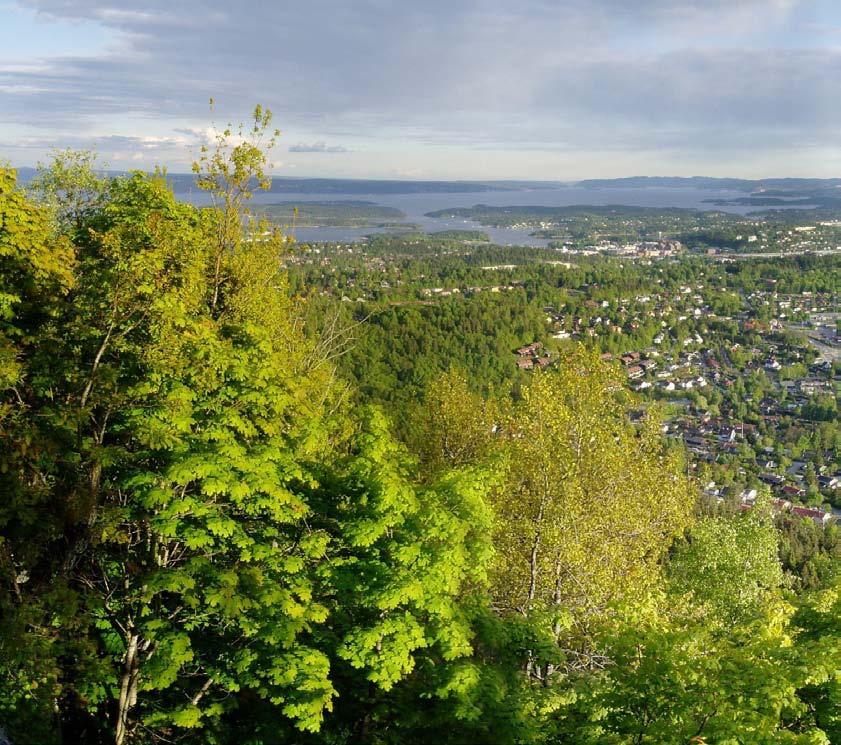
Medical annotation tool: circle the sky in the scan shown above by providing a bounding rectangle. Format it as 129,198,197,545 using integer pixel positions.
1,0,841,180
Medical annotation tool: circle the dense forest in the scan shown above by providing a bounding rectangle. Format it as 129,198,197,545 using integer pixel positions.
1,111,839,744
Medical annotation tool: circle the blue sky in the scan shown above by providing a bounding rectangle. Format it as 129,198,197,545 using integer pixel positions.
1,0,841,179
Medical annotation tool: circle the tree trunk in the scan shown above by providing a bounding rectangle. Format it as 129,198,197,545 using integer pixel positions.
115,632,140,745
527,529,541,605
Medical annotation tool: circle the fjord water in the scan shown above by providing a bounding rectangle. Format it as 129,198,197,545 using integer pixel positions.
184,184,757,246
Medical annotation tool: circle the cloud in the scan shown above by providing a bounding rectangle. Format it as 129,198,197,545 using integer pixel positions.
5,133,187,151
174,126,250,147
4,0,807,128
288,141,348,153
1,0,839,177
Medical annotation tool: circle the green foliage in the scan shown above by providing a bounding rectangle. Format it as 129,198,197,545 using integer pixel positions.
669,495,786,625
778,518,840,590
792,578,841,742
29,149,108,233
492,351,694,623
0,167,74,386
552,592,835,744
0,168,83,741
802,396,838,423
336,290,546,423
0,114,497,744
408,368,499,473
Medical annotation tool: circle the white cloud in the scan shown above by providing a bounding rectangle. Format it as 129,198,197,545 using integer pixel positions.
288,141,348,153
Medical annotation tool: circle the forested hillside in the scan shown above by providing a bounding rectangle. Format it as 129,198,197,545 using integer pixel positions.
1,111,839,745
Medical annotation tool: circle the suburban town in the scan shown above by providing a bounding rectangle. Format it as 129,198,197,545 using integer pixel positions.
284,226,841,530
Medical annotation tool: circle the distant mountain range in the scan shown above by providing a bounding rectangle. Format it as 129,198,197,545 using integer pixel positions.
12,167,841,204
13,168,564,194
574,177,841,209
576,176,841,191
